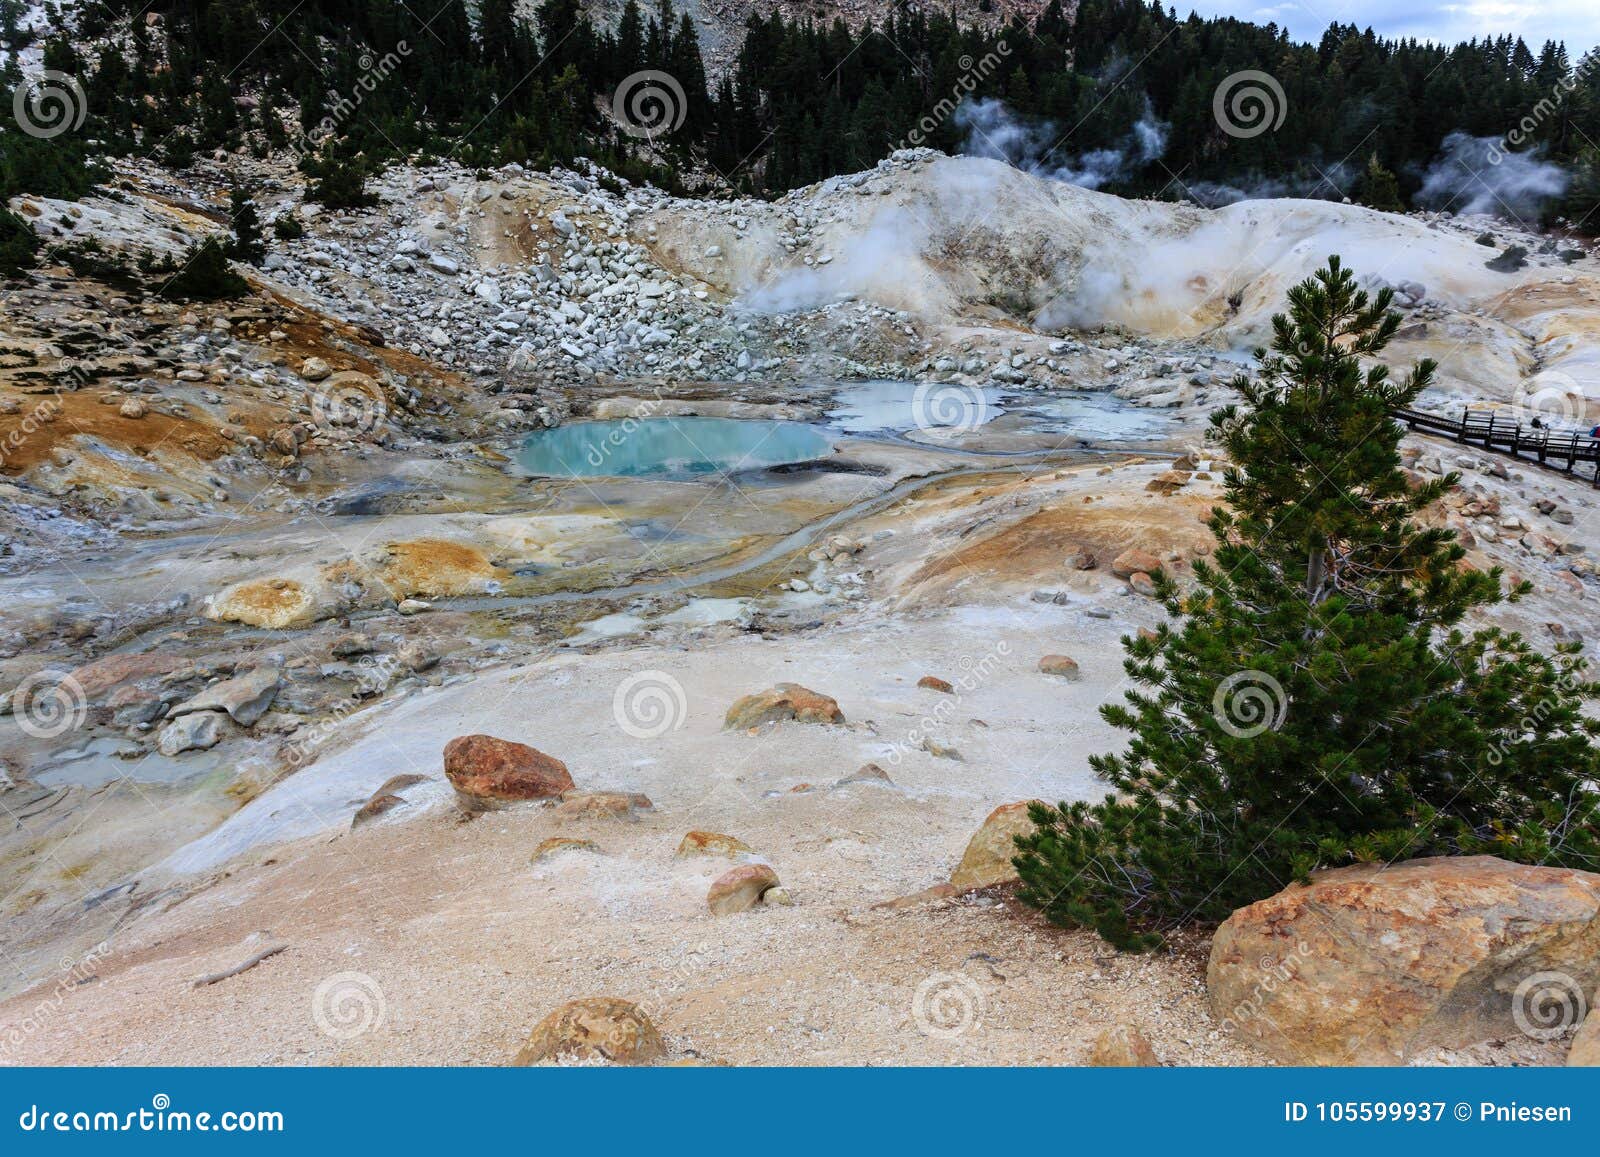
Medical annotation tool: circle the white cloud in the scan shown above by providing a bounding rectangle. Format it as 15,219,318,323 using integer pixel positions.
1182,0,1597,51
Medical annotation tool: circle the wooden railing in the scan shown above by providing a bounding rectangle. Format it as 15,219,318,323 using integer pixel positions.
1393,407,1600,485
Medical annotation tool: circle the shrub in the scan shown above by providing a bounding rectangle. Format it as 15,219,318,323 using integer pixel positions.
227,188,266,265
156,238,249,301
0,207,38,276
1015,257,1600,950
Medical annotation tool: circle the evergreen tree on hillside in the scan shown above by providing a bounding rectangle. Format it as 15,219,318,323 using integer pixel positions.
615,0,645,81
226,187,266,265
1353,153,1404,212
158,237,249,300
5,0,1599,225
1014,257,1600,950
304,150,376,210
0,206,38,276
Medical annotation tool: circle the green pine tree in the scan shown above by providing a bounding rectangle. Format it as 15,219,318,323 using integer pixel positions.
0,205,38,276
157,237,249,301
1015,257,1600,950
1353,152,1404,212
227,187,266,264
304,150,376,210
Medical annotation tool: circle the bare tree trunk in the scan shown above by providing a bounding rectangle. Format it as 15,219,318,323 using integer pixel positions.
1306,542,1326,604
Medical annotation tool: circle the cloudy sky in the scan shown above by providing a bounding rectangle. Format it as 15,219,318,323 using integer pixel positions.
1180,1,1599,51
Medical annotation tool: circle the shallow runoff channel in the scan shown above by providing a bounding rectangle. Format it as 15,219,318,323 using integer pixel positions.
442,451,1159,614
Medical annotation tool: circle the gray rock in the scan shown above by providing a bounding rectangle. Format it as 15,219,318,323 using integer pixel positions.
169,665,280,726
158,709,225,755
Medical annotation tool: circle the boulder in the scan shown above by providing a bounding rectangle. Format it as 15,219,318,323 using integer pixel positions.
157,709,225,755
351,794,406,829
950,801,1040,889
835,763,894,788
442,734,573,809
1088,1025,1160,1067
512,998,666,1066
707,863,780,914
1111,547,1161,577
371,773,427,797
1037,655,1080,679
168,664,280,726
1129,572,1158,597
675,831,752,859
1208,856,1600,1065
723,683,844,730
554,791,653,822
532,837,602,863
1569,1014,1600,1066
299,356,332,381
917,675,954,693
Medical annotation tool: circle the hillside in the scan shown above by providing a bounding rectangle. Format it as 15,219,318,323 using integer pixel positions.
2,142,1599,1064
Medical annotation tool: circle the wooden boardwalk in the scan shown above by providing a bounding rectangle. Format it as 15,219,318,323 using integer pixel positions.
1393,407,1600,485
